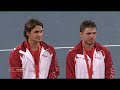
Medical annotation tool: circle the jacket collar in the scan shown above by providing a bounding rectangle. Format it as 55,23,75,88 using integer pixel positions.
19,41,51,63
19,44,50,65
73,40,104,54
20,41,51,52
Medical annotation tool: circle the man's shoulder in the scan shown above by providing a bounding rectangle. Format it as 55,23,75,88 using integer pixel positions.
96,42,110,53
11,43,23,53
69,42,81,52
67,46,78,56
47,43,54,49
41,41,55,50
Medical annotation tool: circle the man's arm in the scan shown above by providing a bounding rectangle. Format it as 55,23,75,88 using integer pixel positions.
9,49,22,79
104,47,115,79
48,48,60,79
66,51,76,79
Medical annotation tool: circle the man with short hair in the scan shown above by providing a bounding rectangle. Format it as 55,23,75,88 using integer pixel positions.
66,20,114,79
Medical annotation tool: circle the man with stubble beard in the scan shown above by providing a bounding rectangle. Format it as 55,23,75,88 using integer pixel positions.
66,20,114,79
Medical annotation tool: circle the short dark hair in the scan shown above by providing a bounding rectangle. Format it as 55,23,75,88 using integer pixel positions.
24,18,43,40
80,20,96,32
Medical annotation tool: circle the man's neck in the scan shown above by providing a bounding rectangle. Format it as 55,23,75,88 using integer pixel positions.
82,41,94,50
28,40,40,51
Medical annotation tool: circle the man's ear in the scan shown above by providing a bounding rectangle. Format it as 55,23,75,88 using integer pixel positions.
26,32,30,37
80,32,83,38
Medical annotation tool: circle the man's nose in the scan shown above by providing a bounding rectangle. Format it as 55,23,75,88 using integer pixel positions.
90,34,95,37
38,32,41,36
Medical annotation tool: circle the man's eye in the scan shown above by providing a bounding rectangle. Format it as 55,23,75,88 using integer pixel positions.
40,30,43,33
93,32,96,34
34,31,39,33
87,33,91,35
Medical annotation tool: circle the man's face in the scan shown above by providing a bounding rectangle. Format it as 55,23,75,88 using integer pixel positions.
80,27,96,45
27,25,43,43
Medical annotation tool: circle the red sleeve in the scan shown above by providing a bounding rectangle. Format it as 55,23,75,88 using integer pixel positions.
66,50,76,79
104,47,115,79
48,47,60,79
9,49,22,79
